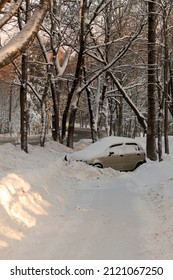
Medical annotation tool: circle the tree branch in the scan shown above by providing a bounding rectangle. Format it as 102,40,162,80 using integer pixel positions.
108,71,147,132
0,0,23,29
0,0,11,11
0,0,50,68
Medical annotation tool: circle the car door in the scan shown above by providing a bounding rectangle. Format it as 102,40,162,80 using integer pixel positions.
123,143,144,170
100,143,125,170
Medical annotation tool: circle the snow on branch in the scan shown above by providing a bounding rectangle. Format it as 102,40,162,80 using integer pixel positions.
0,0,23,29
0,0,50,69
77,20,146,95
0,0,11,11
108,71,147,132
88,0,121,26
55,48,70,77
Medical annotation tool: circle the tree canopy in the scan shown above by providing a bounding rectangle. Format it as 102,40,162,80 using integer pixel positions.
1,0,173,160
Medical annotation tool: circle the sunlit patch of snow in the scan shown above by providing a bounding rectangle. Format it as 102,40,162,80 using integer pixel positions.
0,221,24,240
0,240,8,249
0,172,50,248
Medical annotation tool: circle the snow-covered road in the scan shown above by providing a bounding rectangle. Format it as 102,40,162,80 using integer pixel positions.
0,175,165,260
0,178,145,259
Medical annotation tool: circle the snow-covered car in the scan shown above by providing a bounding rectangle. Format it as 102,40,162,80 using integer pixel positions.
64,136,146,171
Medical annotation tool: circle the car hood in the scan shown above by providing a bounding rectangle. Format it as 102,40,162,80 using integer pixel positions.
66,142,108,162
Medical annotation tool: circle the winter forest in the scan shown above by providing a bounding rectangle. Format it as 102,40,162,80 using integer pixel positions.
0,0,173,161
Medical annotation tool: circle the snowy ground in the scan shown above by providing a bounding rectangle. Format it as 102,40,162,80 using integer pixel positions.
0,136,173,259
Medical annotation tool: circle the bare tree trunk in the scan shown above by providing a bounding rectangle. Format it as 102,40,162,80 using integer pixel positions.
92,77,102,142
146,0,157,161
168,31,173,120
86,87,96,142
40,68,52,147
9,84,13,136
66,0,86,148
83,64,96,142
109,98,113,136
20,54,28,153
118,96,123,136
66,106,78,148
168,53,173,117
157,76,163,161
163,8,169,154
51,80,60,141
67,87,83,148
156,48,164,162
97,81,107,134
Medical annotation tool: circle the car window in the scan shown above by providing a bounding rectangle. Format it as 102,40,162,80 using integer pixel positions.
125,143,138,146
125,143,139,153
109,143,124,155
109,143,123,148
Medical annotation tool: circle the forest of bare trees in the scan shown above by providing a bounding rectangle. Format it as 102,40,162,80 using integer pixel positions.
1,0,173,161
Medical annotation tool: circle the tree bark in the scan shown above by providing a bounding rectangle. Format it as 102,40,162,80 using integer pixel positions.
20,54,28,153
86,87,96,142
168,54,173,117
163,8,169,154
157,78,163,162
146,0,157,161
40,68,52,147
51,80,60,141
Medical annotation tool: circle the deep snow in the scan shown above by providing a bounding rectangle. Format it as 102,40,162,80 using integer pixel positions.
0,136,173,259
